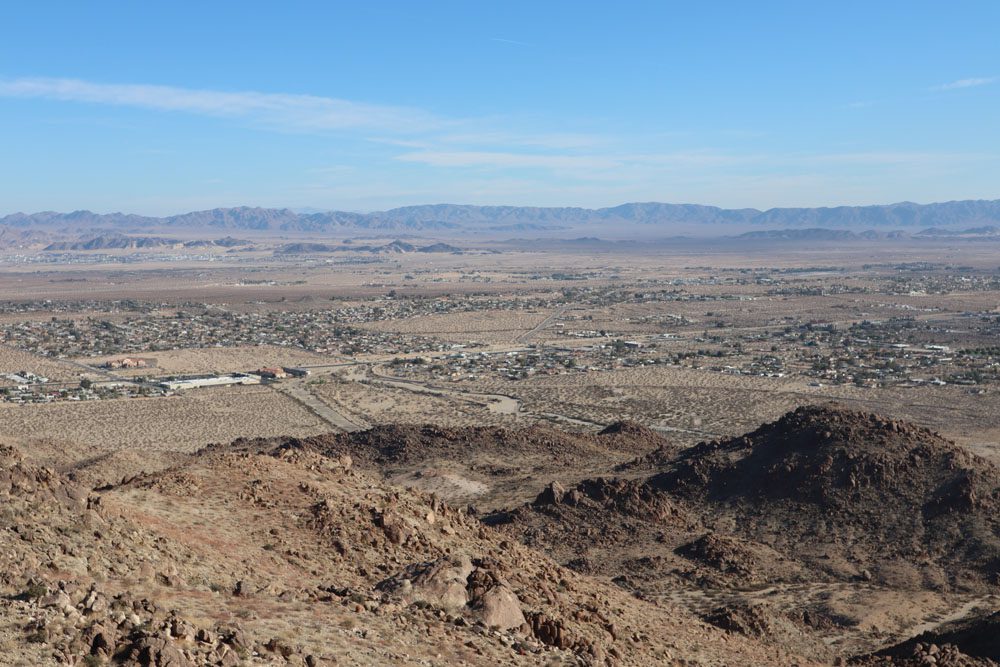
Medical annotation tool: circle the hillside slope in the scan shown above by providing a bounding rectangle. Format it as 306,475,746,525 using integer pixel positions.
0,436,808,666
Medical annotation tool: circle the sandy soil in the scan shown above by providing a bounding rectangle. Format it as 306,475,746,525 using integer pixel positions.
0,344,82,383
460,364,1000,460
310,373,520,429
357,309,551,344
0,385,328,458
73,344,339,375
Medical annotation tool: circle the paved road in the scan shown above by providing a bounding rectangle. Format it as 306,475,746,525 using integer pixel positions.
515,305,569,343
273,380,368,432
369,364,521,415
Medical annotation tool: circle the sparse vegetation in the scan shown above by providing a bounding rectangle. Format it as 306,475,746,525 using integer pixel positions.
2,239,1000,665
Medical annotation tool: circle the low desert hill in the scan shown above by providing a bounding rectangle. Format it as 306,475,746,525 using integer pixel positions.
0,432,804,666
656,405,1000,591
233,421,669,511
42,234,254,251
855,610,1000,665
275,240,461,255
5,406,1000,665
487,406,1000,594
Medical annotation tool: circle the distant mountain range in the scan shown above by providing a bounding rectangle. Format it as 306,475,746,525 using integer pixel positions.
4,199,1000,234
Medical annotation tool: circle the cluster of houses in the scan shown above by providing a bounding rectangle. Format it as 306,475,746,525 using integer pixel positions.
0,302,461,358
3,371,49,385
103,357,152,369
1,381,162,404
389,341,672,383
0,299,160,316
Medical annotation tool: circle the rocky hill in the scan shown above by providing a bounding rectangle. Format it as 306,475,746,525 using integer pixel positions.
654,405,1000,591
233,421,669,511
7,404,1000,664
0,433,808,666
317,421,666,465
43,234,176,250
855,610,1000,665
0,227,53,249
469,406,1000,662
275,240,461,254
487,405,1000,598
42,234,255,251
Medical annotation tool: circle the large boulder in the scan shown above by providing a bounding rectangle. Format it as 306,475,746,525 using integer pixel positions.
466,565,526,630
377,555,474,611
472,585,525,630
534,481,566,506
121,632,191,667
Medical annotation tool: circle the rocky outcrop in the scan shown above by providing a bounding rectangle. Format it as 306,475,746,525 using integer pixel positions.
378,556,527,630
377,555,475,611
855,611,1000,666
22,583,272,666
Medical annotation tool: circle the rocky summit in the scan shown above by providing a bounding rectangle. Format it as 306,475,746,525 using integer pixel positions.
653,405,1000,590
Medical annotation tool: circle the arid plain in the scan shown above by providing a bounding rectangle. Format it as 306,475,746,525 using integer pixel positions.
3,234,1000,665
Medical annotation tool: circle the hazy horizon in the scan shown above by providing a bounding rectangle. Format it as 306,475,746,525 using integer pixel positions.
2,2,998,216
6,195,1000,220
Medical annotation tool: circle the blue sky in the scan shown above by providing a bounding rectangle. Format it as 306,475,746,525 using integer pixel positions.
1,1,998,214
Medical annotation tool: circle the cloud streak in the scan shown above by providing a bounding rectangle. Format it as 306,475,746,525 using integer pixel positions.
489,37,533,47
0,77,441,133
0,77,604,153
394,149,765,171
395,150,621,170
395,148,994,175
933,77,996,91
2,76,993,199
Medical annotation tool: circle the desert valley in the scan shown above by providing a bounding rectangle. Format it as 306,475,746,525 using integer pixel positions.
4,3,1000,664
1,213,1000,665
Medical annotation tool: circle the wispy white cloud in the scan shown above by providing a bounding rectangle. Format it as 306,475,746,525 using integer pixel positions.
800,150,995,167
395,150,622,170
5,75,994,209
933,77,996,91
435,131,606,150
397,146,756,171
0,77,609,154
393,149,756,172
490,37,533,47
628,151,763,167
0,77,441,133
396,148,996,176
